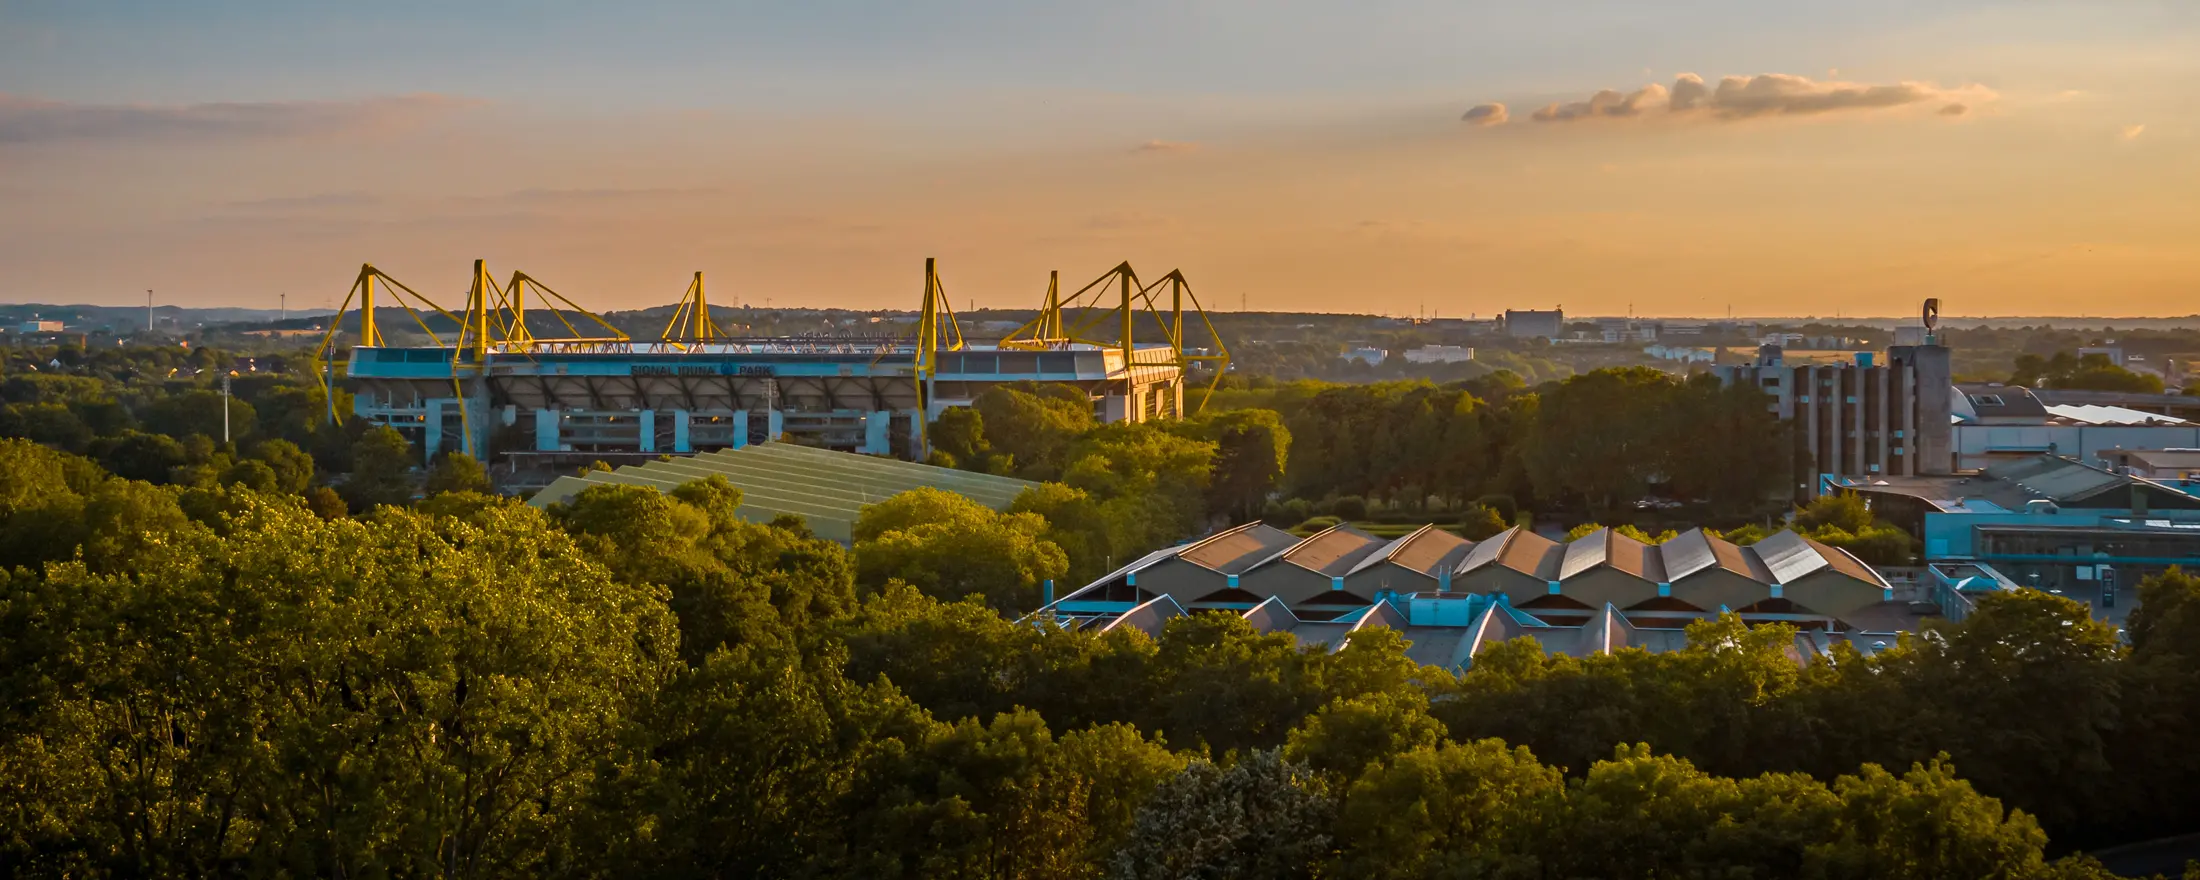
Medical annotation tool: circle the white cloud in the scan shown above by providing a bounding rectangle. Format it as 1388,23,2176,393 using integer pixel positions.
0,93,474,145
1460,103,1508,126
1492,72,1993,126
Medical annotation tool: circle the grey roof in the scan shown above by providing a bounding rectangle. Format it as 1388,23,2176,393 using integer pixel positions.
1659,528,1771,584
1453,527,1514,574
1177,523,1303,574
1241,596,1302,634
1749,530,1888,588
1252,523,1388,577
1558,529,1611,580
1981,455,2127,504
1751,530,1829,584
1955,383,2051,421
1100,594,1185,638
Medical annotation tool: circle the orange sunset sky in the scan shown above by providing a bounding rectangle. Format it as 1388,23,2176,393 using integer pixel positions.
2,1,2196,317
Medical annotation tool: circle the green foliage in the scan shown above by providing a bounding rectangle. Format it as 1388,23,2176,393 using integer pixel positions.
0,491,679,876
553,477,856,661
928,405,988,470
1174,408,1289,523
1526,369,1787,518
1331,738,1565,879
0,436,2191,875
1326,494,1369,521
1110,751,1335,880
1284,692,1446,785
854,487,1069,612
1566,522,1678,543
1456,503,1508,540
339,425,415,511
1010,481,1113,585
2013,351,2166,393
1792,492,1917,566
973,383,1096,480
424,451,492,495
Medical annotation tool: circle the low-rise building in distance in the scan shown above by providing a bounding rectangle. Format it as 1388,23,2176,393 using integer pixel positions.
1401,345,1474,364
1504,308,1564,340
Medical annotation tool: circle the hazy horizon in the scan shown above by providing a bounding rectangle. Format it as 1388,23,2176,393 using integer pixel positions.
4,1,2195,316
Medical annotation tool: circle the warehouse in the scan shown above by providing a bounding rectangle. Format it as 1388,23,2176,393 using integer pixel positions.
1049,524,1896,632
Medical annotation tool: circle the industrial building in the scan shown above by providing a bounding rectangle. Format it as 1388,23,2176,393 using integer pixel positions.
1045,522,1907,669
1837,453,2200,621
1951,383,2200,470
1043,522,1901,664
1503,309,1565,340
1712,342,1954,487
323,259,1227,463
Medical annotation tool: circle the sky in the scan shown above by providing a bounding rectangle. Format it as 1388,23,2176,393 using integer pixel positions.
2,0,2197,317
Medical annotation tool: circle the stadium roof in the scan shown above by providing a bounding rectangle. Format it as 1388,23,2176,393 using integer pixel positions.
525,442,1036,543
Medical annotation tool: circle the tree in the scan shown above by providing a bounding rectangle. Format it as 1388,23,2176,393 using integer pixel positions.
1010,482,1113,586
1331,739,1564,879
247,438,315,494
855,501,1069,612
1179,409,1289,523
1524,368,1678,518
0,402,93,453
142,388,256,444
340,425,415,511
629,641,934,877
929,405,988,470
553,477,857,661
0,495,679,876
973,384,1096,479
424,451,492,496
90,431,188,484
1283,692,1445,785
1457,503,1508,539
1110,751,1334,880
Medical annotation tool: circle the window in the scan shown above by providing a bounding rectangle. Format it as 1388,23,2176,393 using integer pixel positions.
1970,394,2005,407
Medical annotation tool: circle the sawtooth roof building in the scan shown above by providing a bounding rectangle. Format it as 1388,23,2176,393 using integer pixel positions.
1043,522,1901,668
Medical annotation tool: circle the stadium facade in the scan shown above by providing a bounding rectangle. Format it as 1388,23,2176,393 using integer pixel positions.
323,259,1224,462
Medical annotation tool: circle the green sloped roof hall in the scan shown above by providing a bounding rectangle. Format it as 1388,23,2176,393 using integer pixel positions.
527,442,1035,544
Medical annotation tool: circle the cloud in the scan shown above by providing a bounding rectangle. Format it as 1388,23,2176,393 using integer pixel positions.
1532,84,1668,122
225,192,381,211
494,186,725,203
1497,72,1990,126
0,93,474,144
2121,124,2147,141
1133,139,1199,154
1460,103,1508,126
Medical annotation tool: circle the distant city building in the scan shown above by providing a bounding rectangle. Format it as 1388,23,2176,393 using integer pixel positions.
2098,448,2200,483
1643,344,1715,364
1598,319,1657,344
1341,347,1388,366
1434,317,1505,336
1401,345,1474,364
1504,309,1564,339
1713,343,1954,487
2077,345,2126,367
18,320,64,333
